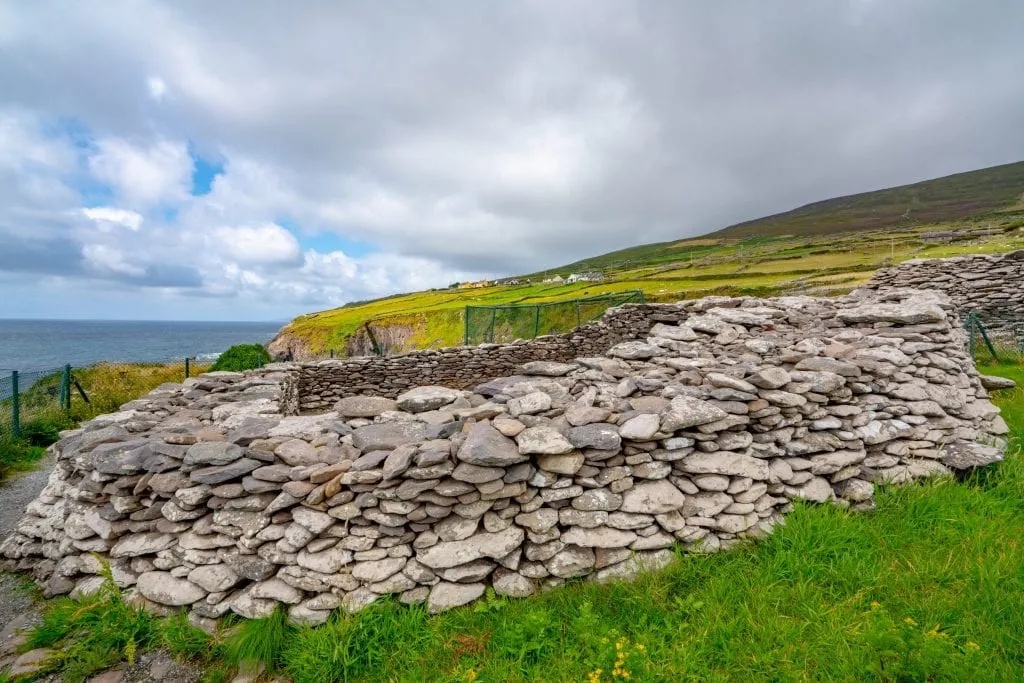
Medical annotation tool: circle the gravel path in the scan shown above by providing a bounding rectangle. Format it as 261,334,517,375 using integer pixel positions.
0,453,54,541
0,456,53,670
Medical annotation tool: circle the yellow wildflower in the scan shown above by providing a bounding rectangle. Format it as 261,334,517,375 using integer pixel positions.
465,669,477,682
588,668,603,683
965,641,981,653
870,601,880,610
904,617,917,626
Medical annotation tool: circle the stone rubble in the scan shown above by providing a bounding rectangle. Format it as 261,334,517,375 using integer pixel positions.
0,287,1008,624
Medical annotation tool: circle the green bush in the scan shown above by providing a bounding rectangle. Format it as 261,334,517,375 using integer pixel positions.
210,344,271,372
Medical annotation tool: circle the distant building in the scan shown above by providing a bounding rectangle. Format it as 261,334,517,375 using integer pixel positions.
543,275,565,284
566,272,604,283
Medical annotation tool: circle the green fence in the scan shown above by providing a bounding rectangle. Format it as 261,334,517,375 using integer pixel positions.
0,366,71,440
464,290,645,345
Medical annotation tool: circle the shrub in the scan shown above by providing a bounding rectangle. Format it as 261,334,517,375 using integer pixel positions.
210,344,272,373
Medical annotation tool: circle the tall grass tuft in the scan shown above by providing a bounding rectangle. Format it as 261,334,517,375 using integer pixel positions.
25,563,157,683
68,362,209,422
223,608,295,670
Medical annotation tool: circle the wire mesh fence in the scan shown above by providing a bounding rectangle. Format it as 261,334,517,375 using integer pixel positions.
464,290,645,345
0,366,69,440
965,312,1024,363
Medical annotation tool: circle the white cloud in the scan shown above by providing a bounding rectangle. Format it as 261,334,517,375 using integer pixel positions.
211,223,302,264
1,2,1024,320
82,206,143,231
82,244,146,277
147,76,167,101
88,137,193,207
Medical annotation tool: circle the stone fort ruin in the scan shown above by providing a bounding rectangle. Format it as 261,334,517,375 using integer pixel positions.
0,254,1013,626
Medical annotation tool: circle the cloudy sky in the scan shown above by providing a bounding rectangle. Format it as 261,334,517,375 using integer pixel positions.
2,1,1023,321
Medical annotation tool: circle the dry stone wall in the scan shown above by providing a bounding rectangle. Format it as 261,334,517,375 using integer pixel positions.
868,250,1024,338
292,304,672,412
0,288,1009,627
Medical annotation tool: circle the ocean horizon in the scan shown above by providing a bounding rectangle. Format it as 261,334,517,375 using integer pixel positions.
0,318,285,371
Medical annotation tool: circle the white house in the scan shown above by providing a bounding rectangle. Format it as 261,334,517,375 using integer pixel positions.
566,272,604,283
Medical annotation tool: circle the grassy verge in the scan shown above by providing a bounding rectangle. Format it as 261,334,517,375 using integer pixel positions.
14,364,1024,681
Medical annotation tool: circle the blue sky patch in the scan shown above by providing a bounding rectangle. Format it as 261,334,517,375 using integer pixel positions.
275,217,377,257
190,152,224,196
296,232,377,257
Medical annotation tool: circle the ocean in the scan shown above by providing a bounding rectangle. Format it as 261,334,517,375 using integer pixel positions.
0,319,285,371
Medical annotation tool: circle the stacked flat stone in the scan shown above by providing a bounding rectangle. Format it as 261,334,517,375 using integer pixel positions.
0,288,1007,628
286,304,674,411
868,250,1024,340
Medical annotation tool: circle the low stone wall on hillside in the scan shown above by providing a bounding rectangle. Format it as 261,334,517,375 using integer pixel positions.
290,303,674,412
867,250,1024,338
0,288,1009,627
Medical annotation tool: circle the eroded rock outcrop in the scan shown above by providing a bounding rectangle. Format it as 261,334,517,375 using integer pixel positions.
0,288,1008,626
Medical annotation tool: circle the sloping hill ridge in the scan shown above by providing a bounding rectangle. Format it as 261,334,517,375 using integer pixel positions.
710,160,1024,238
267,160,1024,360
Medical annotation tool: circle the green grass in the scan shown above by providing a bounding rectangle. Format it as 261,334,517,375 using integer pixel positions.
0,435,48,481
16,359,1024,681
273,158,1024,358
278,220,1024,358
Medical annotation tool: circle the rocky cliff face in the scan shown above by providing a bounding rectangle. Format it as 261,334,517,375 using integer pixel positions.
267,320,419,362
266,326,319,362
0,287,1008,626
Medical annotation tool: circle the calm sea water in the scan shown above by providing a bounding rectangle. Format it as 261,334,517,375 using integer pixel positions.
0,319,284,371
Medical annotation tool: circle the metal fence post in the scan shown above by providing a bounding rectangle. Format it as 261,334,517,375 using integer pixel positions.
966,313,977,358
11,371,19,440
464,306,470,346
185,357,191,379
62,365,72,415
533,305,541,338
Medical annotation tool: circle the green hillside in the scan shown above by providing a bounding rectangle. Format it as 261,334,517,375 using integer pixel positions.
270,161,1024,358
711,160,1024,238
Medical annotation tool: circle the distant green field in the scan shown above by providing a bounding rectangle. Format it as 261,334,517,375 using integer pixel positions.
277,159,1024,357
279,220,1024,357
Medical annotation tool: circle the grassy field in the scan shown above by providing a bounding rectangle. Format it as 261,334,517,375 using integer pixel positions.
12,360,1023,682
275,159,1024,358
280,219,1024,357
